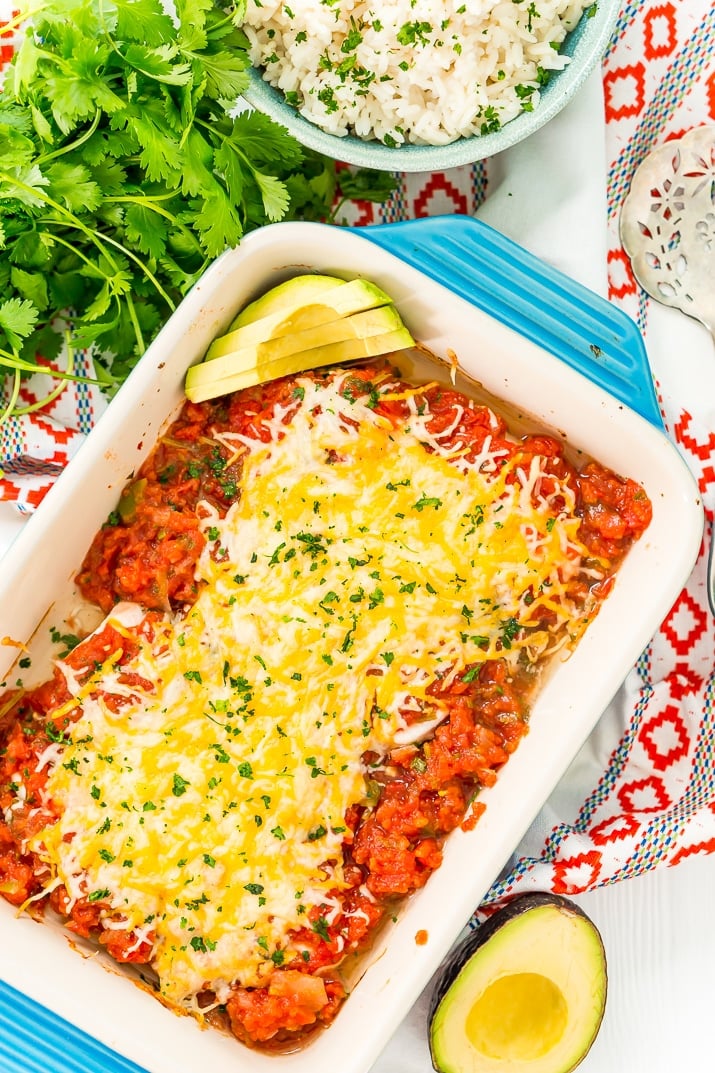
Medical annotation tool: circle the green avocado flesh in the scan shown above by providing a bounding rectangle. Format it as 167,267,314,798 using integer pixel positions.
430,897,607,1073
185,327,414,404
229,274,345,328
211,277,393,356
191,306,404,386
185,274,414,403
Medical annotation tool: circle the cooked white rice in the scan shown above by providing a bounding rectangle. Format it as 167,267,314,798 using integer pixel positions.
243,0,592,146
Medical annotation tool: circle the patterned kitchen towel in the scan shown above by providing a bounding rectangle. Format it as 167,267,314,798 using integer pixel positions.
482,0,715,907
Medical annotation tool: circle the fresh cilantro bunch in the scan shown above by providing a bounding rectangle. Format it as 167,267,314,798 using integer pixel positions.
0,0,394,420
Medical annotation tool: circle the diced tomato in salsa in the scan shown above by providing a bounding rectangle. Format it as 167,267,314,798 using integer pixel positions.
0,361,651,1049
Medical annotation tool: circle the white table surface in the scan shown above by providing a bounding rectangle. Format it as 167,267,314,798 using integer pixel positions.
372,853,715,1073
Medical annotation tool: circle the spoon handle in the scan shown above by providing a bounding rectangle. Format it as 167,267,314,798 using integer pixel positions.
704,521,708,622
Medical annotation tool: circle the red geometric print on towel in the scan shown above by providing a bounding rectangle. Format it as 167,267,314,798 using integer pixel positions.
707,70,715,120
661,588,709,655
639,705,691,771
552,851,602,895
590,813,641,845
413,173,469,218
604,63,647,122
347,200,376,227
0,12,16,69
0,480,19,502
644,4,678,60
672,411,715,496
31,414,77,448
617,775,671,813
607,247,638,300
667,663,705,700
27,486,50,508
671,837,715,866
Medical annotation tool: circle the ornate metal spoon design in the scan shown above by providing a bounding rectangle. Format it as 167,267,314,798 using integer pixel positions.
620,124,715,339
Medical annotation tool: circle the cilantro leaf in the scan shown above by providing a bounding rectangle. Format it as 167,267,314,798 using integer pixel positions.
193,186,244,256
0,297,40,349
46,161,102,212
10,267,49,311
229,111,304,168
252,171,290,223
114,0,176,46
124,203,170,260
0,164,50,208
122,44,193,86
195,49,250,100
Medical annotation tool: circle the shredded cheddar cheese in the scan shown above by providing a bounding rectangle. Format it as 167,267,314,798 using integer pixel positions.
29,370,603,1010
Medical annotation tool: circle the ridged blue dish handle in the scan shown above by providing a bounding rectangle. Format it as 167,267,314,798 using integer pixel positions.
0,214,662,1073
0,978,149,1073
359,215,663,429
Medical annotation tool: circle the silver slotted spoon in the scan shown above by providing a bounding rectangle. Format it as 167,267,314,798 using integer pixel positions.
619,124,715,617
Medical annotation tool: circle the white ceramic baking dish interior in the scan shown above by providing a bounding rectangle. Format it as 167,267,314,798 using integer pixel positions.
0,221,703,1073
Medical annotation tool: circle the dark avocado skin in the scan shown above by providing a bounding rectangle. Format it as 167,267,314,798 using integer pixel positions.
428,892,607,1072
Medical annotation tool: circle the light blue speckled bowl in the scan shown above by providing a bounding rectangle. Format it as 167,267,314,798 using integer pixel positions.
243,1,618,173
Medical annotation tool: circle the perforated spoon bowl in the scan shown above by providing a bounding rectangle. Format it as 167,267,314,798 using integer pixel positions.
620,125,715,616
620,124,715,340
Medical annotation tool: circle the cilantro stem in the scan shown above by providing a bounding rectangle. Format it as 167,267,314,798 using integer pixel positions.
38,110,102,166
0,371,21,425
38,230,145,353
0,344,98,383
0,172,123,273
195,116,254,179
124,293,145,355
0,5,45,34
99,232,176,311
0,173,175,312
1,332,102,424
43,220,176,313
42,230,116,281
31,47,71,72
327,197,349,225
103,195,205,256
12,331,80,415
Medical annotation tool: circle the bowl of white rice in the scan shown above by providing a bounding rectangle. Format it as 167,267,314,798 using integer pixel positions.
241,0,617,172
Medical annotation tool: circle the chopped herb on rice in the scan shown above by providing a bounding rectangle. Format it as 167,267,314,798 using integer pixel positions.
244,0,591,146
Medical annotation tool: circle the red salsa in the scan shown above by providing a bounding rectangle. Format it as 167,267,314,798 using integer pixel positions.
0,362,651,1048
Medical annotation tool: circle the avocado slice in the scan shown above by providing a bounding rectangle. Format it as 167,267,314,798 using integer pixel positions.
188,306,405,389
231,274,344,328
429,893,607,1073
185,326,414,404
211,277,394,357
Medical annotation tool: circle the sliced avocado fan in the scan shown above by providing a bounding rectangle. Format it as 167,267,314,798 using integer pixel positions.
185,274,415,404
186,326,414,404
209,277,394,357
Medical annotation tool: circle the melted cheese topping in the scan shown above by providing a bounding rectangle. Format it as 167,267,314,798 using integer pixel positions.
30,370,601,1008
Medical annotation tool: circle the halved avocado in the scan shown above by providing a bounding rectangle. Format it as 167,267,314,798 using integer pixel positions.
429,893,607,1073
211,277,394,357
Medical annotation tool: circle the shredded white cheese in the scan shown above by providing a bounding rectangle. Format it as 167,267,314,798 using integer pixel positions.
29,370,601,1009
